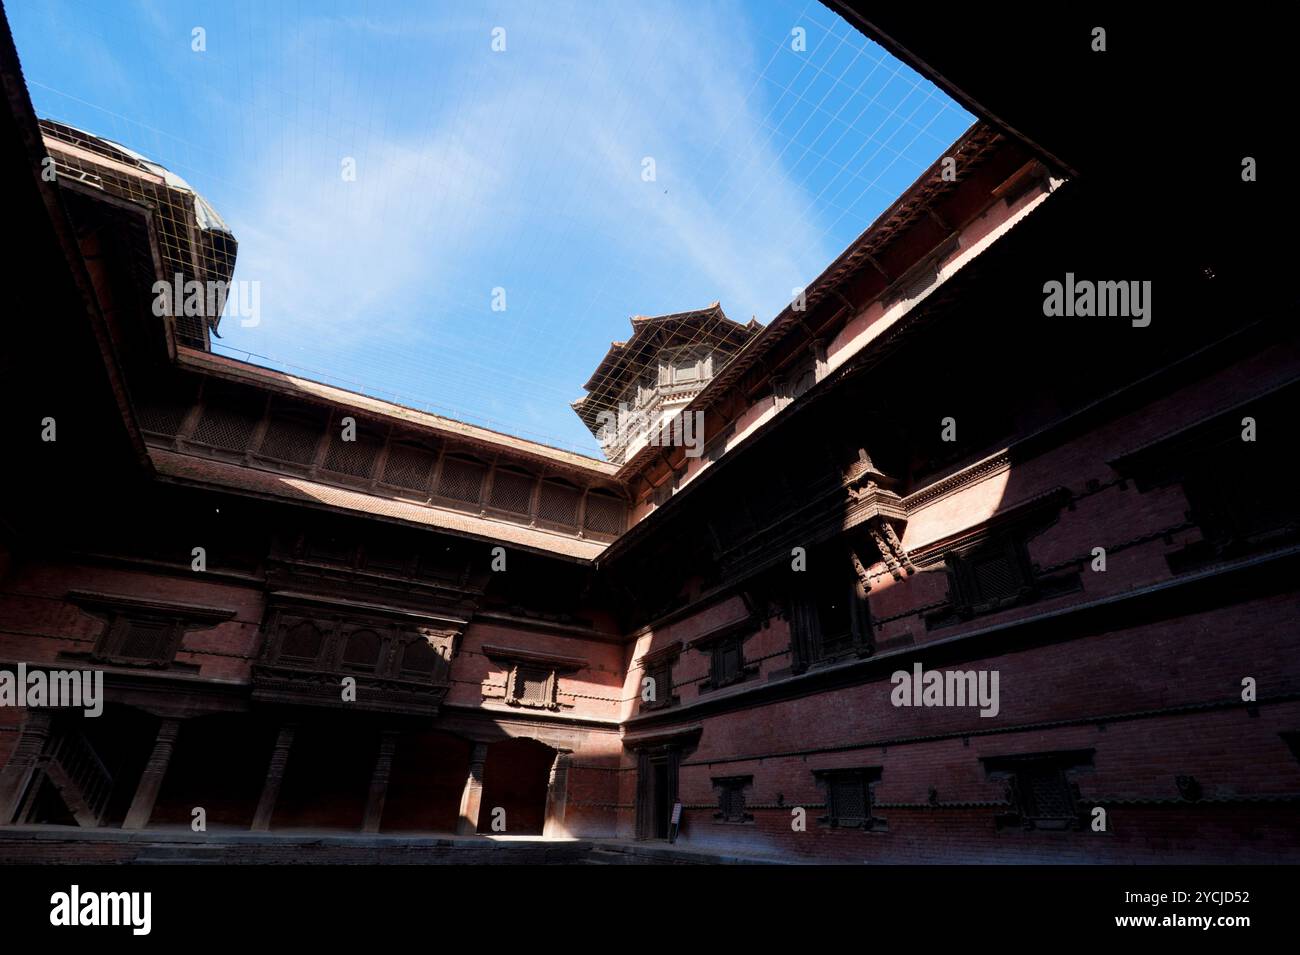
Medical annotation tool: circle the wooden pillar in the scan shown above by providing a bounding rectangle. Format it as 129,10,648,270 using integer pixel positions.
362,730,399,833
251,724,295,832
122,718,181,830
456,742,489,835
0,711,52,825
543,752,571,838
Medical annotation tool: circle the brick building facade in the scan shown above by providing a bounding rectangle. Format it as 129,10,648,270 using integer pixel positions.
1,7,1296,863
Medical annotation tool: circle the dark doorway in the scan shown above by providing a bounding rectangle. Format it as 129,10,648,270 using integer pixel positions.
476,737,555,835
635,747,680,841
652,759,671,839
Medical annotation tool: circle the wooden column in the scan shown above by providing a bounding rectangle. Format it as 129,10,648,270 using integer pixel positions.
362,730,399,833
456,742,489,835
122,718,181,830
542,752,571,838
251,724,295,831
0,711,52,825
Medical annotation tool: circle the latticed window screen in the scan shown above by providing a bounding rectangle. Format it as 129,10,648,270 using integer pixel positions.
191,384,263,451
512,665,554,706
717,779,748,821
827,773,869,827
382,440,437,492
711,637,743,686
583,491,626,536
135,395,190,436
970,549,1023,602
1017,766,1075,820
323,419,382,478
280,621,324,662
488,467,536,515
113,619,175,662
258,400,327,465
436,456,487,507
537,480,581,529
644,662,673,708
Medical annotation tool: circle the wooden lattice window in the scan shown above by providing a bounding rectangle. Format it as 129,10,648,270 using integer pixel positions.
436,455,487,507
190,382,263,452
583,490,626,537
712,776,753,824
95,615,183,666
322,417,383,478
487,466,536,516
382,439,438,492
815,768,882,830
537,480,581,530
258,399,326,465
984,750,1091,831
642,659,675,710
509,664,556,709
947,538,1035,615
711,634,744,688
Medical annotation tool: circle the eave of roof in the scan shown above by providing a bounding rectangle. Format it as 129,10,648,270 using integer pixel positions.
149,448,607,561
611,121,1003,485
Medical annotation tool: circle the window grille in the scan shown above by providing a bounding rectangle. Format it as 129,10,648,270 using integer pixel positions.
583,491,626,537
382,439,437,492
488,467,535,515
259,400,327,465
322,418,382,478
191,384,262,451
537,480,581,529
436,456,487,507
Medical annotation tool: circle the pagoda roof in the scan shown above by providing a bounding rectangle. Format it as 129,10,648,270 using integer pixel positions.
572,303,760,426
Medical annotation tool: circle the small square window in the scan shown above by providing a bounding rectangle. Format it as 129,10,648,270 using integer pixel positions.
95,615,181,667
510,664,556,708
814,767,883,830
642,660,675,710
712,776,753,824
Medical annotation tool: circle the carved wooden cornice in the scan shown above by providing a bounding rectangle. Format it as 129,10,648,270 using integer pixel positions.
479,645,588,672
66,591,236,627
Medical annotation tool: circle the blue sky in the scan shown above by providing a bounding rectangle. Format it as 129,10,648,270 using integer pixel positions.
11,0,971,456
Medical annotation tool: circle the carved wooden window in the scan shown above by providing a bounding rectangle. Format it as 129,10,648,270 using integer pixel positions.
323,416,383,479
487,466,536,516
509,664,556,709
190,381,262,452
792,564,872,669
382,438,438,492
398,634,444,680
711,634,745,688
342,629,383,672
712,775,753,824
258,398,326,466
537,480,581,531
280,620,324,663
96,615,183,666
436,455,487,508
947,538,1034,616
814,767,882,830
643,659,675,710
984,750,1091,831
583,490,626,538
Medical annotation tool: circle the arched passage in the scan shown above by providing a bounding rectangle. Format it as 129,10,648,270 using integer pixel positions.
476,737,556,835
381,729,472,833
